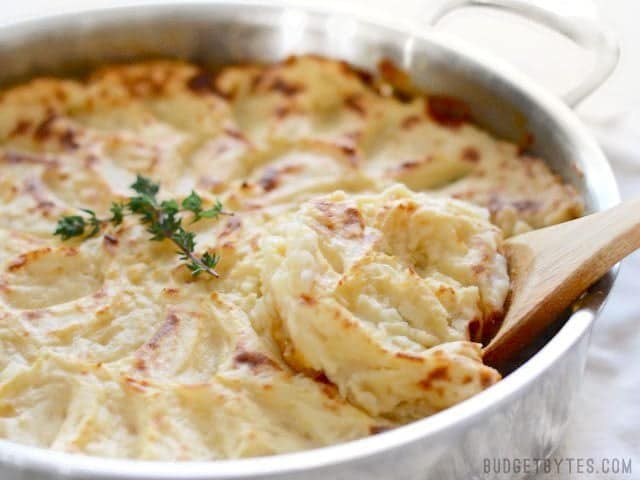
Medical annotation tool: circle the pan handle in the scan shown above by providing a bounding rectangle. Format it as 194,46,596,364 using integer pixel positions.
426,0,619,107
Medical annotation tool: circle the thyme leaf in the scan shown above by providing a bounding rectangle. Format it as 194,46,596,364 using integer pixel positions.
54,175,227,278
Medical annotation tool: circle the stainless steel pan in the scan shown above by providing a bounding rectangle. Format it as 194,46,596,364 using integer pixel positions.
0,2,620,479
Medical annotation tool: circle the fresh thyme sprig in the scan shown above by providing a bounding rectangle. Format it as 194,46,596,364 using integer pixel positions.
54,175,229,278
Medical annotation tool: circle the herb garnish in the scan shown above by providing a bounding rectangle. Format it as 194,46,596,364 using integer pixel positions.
54,175,229,278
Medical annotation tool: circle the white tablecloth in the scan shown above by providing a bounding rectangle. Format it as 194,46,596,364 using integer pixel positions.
0,1,638,478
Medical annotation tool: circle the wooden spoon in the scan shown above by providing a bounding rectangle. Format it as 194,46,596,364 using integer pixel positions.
483,197,640,367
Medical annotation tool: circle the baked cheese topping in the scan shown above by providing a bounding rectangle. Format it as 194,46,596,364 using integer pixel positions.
0,56,582,460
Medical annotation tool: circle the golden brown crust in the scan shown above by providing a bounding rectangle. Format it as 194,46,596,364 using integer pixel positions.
0,55,581,460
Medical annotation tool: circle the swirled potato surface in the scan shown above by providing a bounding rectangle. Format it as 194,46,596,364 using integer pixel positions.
0,56,582,459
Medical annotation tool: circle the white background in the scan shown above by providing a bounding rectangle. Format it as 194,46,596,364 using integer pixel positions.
1,1,638,478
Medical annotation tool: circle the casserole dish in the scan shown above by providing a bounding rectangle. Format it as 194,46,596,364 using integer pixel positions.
0,1,620,478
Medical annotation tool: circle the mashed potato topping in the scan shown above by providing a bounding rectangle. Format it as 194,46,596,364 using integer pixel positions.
260,186,506,420
0,56,582,459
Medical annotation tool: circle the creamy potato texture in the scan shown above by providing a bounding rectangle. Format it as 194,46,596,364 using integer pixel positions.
0,56,582,459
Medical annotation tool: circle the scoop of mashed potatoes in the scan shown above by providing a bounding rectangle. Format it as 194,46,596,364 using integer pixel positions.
259,185,507,420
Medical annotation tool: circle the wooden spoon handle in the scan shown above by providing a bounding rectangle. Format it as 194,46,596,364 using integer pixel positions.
484,197,640,366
